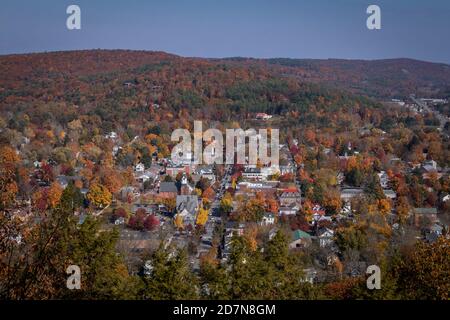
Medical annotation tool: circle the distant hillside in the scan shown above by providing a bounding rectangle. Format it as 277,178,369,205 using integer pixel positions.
264,58,450,98
0,50,449,103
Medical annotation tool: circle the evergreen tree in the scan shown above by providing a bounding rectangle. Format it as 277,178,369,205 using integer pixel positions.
143,246,199,299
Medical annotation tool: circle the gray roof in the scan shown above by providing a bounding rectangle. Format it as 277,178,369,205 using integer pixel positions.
176,195,199,215
243,167,261,174
280,191,301,198
159,182,178,193
413,208,438,215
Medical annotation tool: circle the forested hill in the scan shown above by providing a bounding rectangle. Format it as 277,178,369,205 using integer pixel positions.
0,49,381,131
1,50,449,101
264,57,450,98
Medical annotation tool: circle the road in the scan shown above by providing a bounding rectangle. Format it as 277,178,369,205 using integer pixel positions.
410,95,448,130
192,164,233,270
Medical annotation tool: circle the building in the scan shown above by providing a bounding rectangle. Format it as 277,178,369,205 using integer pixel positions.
317,227,335,247
383,189,397,200
302,268,318,284
279,203,300,216
413,207,438,227
158,182,178,198
255,113,273,120
289,230,312,249
132,203,159,214
242,167,264,181
166,164,191,177
175,195,200,227
260,212,276,226
120,186,140,200
377,171,389,188
279,189,301,206
280,162,295,175
222,222,246,260
180,174,195,195
135,163,145,172
195,165,216,182
340,188,364,201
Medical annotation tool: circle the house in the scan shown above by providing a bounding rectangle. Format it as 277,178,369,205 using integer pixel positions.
105,131,118,139
317,227,335,247
341,202,352,216
422,160,439,172
132,203,159,215
171,151,199,166
279,189,301,206
166,164,192,177
120,186,140,200
302,268,318,284
280,162,295,175
175,195,199,227
255,113,272,120
224,221,246,238
158,182,178,198
195,165,216,182
180,174,195,195
428,223,444,236
289,229,312,249
337,172,345,185
279,204,300,216
340,188,364,201
412,207,438,227
114,217,125,225
56,175,83,189
242,167,264,181
383,189,397,200
135,163,145,172
222,222,246,260
268,228,278,240
260,212,276,226
377,171,389,188
312,204,326,216
311,204,326,222
136,173,152,184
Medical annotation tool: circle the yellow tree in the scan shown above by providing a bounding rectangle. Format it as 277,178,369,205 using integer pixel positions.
196,207,209,226
0,146,20,209
174,214,184,229
244,224,258,251
231,178,237,190
87,183,112,208
396,196,410,224
47,182,63,208
378,198,392,216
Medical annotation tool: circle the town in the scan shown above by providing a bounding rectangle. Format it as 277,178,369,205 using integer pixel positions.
1,49,449,300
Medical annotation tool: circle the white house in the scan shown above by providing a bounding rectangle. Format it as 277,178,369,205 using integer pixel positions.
105,131,118,139
377,171,389,188
317,227,334,247
255,113,273,120
135,163,145,172
260,212,276,226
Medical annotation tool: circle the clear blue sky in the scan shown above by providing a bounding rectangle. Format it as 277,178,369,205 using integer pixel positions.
1,0,449,63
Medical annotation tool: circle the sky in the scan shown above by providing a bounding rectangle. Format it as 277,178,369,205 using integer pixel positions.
0,0,449,63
